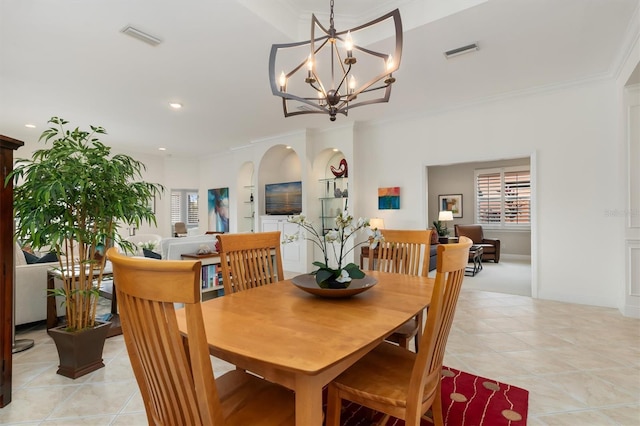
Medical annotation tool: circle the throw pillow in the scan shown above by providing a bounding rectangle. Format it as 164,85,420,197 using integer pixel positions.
23,250,59,264
36,252,59,263
22,250,40,264
143,248,162,259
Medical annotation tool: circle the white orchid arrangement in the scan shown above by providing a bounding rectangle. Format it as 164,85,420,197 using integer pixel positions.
285,210,383,288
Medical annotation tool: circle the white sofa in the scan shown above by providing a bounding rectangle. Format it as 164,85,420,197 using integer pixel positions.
160,235,219,260
124,233,163,256
14,243,65,326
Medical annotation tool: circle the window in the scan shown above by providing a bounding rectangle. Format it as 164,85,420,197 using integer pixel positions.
171,192,182,224
187,192,199,225
475,166,530,228
170,190,199,226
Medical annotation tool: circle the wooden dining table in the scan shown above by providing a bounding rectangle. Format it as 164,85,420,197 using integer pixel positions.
175,270,434,426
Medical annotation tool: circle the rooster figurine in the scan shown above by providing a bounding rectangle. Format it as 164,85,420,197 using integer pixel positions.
331,158,348,178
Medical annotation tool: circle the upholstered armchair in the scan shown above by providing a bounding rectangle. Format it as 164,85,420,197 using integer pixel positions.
454,224,500,262
174,222,188,237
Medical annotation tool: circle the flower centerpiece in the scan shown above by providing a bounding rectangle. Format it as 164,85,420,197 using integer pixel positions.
285,210,383,288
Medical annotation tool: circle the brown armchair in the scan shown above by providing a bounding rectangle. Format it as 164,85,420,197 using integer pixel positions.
454,224,500,262
173,221,187,237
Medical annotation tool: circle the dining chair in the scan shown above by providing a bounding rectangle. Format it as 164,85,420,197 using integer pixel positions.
216,231,284,295
368,229,432,351
106,247,295,425
327,236,472,426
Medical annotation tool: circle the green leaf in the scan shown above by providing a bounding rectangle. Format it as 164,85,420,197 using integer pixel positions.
315,268,334,284
345,264,365,279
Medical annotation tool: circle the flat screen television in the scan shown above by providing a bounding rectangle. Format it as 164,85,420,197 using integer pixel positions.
265,181,302,215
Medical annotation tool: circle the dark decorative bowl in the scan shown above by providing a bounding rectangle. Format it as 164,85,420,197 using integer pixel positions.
291,274,377,298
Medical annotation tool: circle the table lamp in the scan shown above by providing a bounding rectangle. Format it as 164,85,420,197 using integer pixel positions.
369,217,385,230
438,210,454,237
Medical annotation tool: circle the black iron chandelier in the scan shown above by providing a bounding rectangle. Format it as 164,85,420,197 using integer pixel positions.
269,0,403,121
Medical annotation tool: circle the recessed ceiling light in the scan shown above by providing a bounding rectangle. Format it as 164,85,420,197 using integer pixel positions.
332,148,339,152
158,147,166,151
285,145,292,149
169,102,183,109
25,124,36,128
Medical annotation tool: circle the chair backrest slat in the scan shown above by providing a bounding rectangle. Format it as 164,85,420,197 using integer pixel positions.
369,229,432,277
217,231,284,294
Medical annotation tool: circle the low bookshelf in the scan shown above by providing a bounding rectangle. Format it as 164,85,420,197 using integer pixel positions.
180,252,224,300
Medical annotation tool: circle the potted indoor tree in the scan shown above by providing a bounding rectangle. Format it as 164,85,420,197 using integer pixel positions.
7,116,163,378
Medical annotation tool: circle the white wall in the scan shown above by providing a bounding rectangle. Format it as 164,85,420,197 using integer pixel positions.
352,80,622,308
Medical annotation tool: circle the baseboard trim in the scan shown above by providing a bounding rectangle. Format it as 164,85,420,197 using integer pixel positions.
500,254,531,262
622,304,640,318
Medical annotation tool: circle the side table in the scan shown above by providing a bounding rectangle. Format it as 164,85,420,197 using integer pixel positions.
465,245,483,276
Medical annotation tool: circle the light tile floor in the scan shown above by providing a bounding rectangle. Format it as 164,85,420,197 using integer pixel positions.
4,288,640,425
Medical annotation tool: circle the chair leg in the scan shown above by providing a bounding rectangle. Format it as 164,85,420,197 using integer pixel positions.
431,382,445,426
377,413,391,425
414,309,424,352
325,385,342,426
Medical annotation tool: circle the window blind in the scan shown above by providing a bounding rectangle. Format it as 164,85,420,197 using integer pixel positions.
475,166,530,228
187,192,199,225
170,192,181,224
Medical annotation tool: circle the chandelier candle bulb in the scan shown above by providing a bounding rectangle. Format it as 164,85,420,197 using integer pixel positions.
279,71,286,91
344,31,353,52
349,75,356,95
385,56,396,84
344,31,356,64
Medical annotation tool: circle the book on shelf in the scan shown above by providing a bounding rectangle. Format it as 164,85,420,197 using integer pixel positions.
201,266,207,289
200,263,222,289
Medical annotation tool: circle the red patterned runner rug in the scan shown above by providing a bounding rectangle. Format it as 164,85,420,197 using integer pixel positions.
331,367,529,425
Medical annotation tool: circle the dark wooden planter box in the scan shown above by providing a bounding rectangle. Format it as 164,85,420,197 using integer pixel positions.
49,320,111,379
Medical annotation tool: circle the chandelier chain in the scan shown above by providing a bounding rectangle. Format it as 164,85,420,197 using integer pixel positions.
329,0,335,30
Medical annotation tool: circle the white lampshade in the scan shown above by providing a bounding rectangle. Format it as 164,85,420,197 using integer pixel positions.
369,218,385,230
438,210,454,221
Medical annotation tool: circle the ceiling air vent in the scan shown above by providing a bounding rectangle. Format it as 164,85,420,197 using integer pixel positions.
121,26,162,46
444,42,479,59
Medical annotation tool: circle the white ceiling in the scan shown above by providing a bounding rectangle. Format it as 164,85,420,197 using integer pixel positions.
1,0,638,157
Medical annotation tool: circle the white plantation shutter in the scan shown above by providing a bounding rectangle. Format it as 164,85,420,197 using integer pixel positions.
504,170,530,224
187,192,199,225
171,192,182,224
475,166,530,228
476,172,502,224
